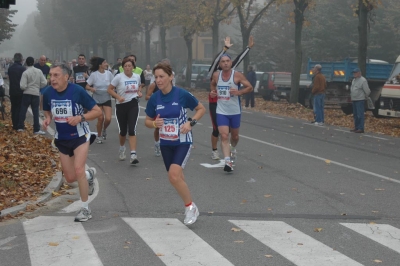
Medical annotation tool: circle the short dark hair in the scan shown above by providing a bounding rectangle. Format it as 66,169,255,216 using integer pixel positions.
26,56,34,66
78,54,86,58
13,53,23,63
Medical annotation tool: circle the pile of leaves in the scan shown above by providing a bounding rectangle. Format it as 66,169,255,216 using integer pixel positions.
190,89,400,137
0,119,60,220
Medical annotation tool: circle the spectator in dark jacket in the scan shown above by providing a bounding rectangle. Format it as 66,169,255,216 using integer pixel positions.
245,65,257,108
8,53,26,130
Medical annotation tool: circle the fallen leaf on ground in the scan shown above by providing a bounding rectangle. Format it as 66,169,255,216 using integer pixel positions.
314,228,323,232
231,227,241,232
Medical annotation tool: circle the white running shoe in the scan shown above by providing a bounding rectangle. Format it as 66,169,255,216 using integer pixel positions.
154,143,161,157
96,137,103,144
87,167,96,196
224,160,234,172
211,150,220,160
119,146,126,161
74,207,92,222
230,146,237,165
184,202,199,225
34,130,46,135
130,153,139,164
102,129,107,140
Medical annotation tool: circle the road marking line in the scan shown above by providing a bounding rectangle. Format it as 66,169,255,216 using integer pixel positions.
240,134,400,184
334,129,388,140
0,236,17,250
341,223,400,253
59,178,99,213
200,159,225,168
23,216,103,266
230,220,363,266
266,115,284,120
362,135,388,140
123,218,234,266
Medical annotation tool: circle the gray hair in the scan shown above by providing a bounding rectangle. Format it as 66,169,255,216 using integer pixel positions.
314,64,322,70
51,63,72,77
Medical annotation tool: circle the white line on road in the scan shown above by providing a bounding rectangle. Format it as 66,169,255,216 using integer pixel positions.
23,216,103,266
334,129,388,140
265,115,284,120
240,134,400,184
341,223,400,254
230,220,363,266
123,218,234,266
59,179,99,214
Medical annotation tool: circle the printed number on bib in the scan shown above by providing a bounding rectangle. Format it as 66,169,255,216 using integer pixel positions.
75,72,85,83
160,118,179,140
218,86,230,100
51,99,73,123
124,80,138,94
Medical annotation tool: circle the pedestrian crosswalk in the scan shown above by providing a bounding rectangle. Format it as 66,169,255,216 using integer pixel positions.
14,216,400,266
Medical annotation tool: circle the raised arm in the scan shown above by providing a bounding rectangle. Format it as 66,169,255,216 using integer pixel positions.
232,36,254,70
208,37,233,76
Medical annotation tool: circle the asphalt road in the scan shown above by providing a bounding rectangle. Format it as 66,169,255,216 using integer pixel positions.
1,97,400,266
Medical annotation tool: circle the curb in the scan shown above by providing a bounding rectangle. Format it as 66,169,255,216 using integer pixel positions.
0,171,64,217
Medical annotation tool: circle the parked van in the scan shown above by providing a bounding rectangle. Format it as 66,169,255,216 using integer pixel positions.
177,64,210,88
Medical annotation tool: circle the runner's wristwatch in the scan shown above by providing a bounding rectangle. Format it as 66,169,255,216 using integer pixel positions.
80,114,86,122
188,118,197,127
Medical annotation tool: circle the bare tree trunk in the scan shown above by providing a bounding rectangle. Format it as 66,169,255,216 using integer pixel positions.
212,19,219,56
357,0,368,75
113,42,120,61
92,39,98,57
101,41,108,60
145,23,151,65
184,32,194,88
159,12,167,59
290,0,307,104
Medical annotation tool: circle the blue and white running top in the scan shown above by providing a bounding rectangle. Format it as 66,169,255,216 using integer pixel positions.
43,83,96,140
145,86,199,146
216,70,241,115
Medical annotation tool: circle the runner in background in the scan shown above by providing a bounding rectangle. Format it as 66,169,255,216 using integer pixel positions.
86,57,113,143
207,36,254,160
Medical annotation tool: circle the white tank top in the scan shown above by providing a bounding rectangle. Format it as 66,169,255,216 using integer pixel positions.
216,70,241,115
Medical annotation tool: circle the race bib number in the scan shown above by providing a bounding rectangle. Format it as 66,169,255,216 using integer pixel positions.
75,72,85,83
217,86,230,100
160,118,179,141
51,99,73,123
124,80,138,94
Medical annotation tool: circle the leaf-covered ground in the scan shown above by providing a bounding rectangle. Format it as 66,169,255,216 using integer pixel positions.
0,119,60,220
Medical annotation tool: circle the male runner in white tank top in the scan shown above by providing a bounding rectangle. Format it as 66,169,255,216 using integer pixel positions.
210,54,253,172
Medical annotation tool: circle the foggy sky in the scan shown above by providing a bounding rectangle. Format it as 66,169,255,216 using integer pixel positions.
9,0,37,26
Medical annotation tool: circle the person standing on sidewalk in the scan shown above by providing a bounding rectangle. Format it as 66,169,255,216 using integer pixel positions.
350,68,370,133
8,53,26,130
43,63,102,222
311,64,326,126
245,65,256,108
18,57,48,134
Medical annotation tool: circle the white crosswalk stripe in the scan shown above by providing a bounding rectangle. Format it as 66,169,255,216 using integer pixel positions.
123,218,233,266
230,220,363,266
23,216,103,266
341,223,400,254
18,216,400,266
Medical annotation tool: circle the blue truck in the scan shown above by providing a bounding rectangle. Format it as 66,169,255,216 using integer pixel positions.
306,58,393,116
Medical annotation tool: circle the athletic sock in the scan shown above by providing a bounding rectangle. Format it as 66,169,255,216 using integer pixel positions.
185,202,192,207
82,201,89,210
